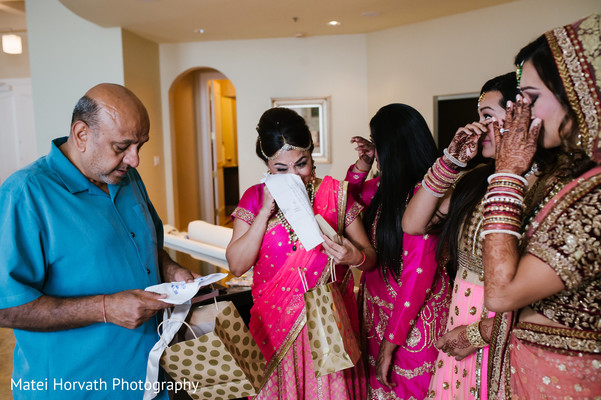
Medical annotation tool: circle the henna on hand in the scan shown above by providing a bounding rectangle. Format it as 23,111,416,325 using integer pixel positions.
447,122,487,164
444,330,471,353
482,232,521,311
350,136,375,166
494,96,541,174
437,325,477,361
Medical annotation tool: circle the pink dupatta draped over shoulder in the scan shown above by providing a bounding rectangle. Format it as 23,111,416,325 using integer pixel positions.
232,175,365,398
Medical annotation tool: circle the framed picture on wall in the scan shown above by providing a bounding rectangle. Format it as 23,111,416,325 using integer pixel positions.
271,96,331,163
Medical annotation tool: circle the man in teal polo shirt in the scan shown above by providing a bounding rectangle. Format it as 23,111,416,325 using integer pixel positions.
0,83,198,399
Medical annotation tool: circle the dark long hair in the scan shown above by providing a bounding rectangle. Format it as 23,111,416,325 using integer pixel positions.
435,73,519,280
255,107,314,162
515,35,595,179
363,104,439,281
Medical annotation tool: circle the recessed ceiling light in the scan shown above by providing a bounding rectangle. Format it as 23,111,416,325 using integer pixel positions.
194,28,205,34
327,21,341,27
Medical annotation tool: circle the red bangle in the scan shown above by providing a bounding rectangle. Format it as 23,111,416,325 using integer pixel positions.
102,295,107,323
350,251,366,268
354,161,370,173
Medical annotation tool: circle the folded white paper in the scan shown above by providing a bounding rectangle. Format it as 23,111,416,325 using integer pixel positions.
263,173,323,251
144,273,227,305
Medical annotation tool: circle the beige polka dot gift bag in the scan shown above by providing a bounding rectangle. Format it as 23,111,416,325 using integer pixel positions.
301,260,362,378
159,301,266,400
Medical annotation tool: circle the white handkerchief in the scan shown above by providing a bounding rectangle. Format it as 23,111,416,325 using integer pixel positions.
263,173,323,251
144,272,227,304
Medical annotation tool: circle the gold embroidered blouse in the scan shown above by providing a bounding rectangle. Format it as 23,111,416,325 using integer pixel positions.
525,174,601,331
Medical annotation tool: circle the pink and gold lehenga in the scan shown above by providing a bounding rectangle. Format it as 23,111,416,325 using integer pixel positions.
346,167,450,400
488,167,601,399
487,14,601,399
231,175,366,400
427,199,495,400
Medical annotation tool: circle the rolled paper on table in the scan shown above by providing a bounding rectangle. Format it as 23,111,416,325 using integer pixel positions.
187,220,233,249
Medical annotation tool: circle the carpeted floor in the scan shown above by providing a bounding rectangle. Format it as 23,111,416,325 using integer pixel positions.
0,328,15,399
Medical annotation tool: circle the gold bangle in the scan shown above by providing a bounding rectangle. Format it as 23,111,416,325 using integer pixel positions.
466,321,487,348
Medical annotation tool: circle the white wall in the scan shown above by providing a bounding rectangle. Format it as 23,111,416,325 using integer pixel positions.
0,78,36,184
365,0,601,139
20,0,601,226
25,0,124,154
159,35,369,223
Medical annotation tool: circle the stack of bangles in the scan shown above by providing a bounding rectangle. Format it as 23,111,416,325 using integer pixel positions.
481,173,527,240
421,149,464,197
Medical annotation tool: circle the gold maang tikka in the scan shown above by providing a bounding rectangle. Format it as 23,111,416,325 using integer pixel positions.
259,135,311,161
477,92,486,108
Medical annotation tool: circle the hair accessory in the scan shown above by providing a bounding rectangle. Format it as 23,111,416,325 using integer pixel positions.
515,60,524,87
259,136,311,161
477,92,486,107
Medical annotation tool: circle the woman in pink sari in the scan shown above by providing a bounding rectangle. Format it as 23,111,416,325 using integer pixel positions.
226,107,377,400
484,14,601,399
346,104,450,399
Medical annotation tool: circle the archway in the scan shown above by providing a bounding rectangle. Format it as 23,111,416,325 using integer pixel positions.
169,67,239,273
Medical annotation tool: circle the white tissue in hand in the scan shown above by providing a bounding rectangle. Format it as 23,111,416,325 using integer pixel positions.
145,272,227,304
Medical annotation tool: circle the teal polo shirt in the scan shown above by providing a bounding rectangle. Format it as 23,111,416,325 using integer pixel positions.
0,137,168,399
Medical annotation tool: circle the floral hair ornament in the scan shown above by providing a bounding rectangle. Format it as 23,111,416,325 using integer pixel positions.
259,135,312,161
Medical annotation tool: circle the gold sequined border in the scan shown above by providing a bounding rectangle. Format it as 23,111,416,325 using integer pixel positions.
487,312,514,399
261,308,307,389
367,355,434,379
545,15,601,160
513,321,601,354
456,251,485,286
232,206,256,225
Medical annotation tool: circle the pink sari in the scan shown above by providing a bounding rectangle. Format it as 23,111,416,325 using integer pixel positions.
347,167,451,400
232,175,366,399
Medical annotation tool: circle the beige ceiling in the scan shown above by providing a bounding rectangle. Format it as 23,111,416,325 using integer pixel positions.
0,0,26,33
2,0,516,43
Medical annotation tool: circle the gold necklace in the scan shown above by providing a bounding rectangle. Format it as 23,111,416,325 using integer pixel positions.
521,174,567,239
276,176,316,251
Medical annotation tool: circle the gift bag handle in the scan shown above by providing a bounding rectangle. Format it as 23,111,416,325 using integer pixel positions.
157,318,198,344
330,180,348,283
